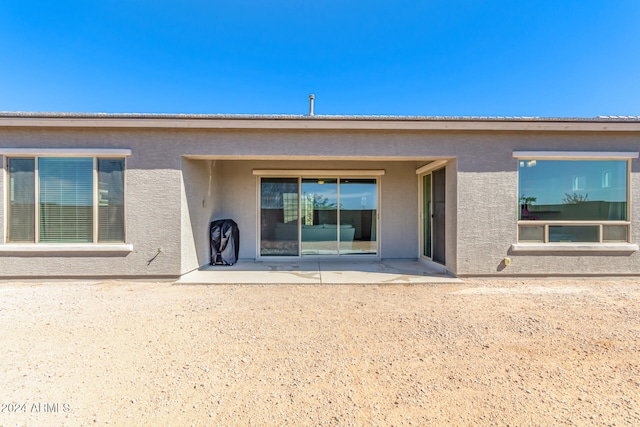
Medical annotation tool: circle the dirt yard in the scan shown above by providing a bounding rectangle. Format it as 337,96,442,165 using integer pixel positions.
1,278,639,426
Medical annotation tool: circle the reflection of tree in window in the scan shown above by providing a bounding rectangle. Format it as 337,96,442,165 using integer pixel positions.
562,192,589,204
517,158,630,243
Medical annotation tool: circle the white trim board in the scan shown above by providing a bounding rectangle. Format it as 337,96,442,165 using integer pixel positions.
253,169,385,176
0,244,134,253
513,151,639,160
415,160,449,175
0,148,132,156
511,243,639,252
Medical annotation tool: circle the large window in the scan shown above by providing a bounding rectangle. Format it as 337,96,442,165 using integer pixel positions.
516,154,632,244
6,156,125,244
256,171,381,257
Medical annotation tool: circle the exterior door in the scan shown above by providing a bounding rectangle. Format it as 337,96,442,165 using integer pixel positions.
432,168,446,264
421,168,445,265
260,176,378,257
422,174,432,258
260,178,300,256
301,178,339,255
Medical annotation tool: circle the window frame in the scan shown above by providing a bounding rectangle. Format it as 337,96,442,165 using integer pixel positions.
253,169,384,258
3,149,131,246
513,151,638,249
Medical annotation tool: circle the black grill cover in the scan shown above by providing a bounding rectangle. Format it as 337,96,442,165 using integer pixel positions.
210,219,240,265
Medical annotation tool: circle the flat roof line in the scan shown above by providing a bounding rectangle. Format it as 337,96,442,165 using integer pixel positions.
1,111,640,122
1,112,640,131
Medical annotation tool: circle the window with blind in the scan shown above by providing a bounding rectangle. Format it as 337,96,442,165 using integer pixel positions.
7,157,125,244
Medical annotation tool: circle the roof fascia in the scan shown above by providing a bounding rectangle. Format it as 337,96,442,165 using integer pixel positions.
1,117,640,132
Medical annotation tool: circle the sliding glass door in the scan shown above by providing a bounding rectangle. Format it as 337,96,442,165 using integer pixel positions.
259,176,378,257
260,178,299,256
301,178,338,255
423,174,432,258
339,179,377,255
421,168,445,264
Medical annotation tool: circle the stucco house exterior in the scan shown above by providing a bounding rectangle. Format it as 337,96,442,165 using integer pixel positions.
1,112,639,279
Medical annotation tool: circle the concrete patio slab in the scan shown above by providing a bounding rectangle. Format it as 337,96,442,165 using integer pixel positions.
175,259,461,284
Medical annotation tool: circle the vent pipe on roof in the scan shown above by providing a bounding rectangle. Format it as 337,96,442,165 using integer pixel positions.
308,94,315,116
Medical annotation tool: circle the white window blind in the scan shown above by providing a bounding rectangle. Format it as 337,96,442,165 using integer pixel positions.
6,155,126,244
8,158,35,242
38,158,94,243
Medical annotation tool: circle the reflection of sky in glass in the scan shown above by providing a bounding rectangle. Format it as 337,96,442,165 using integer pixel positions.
340,182,377,210
301,179,377,210
518,160,626,205
302,179,337,208
262,178,378,211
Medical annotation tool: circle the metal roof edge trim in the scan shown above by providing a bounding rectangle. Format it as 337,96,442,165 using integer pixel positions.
1,112,639,131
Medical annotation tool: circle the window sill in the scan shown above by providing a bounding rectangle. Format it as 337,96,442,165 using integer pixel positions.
0,244,133,254
511,243,639,252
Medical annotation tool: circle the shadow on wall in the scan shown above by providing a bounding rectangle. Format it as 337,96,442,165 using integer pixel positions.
182,158,222,269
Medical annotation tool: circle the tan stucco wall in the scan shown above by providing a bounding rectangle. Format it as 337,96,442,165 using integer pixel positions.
181,158,223,273
181,159,423,265
445,159,458,275
453,132,640,276
0,135,183,278
1,126,639,277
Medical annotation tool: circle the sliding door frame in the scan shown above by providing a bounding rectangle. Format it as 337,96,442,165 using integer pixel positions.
254,169,384,259
417,162,447,265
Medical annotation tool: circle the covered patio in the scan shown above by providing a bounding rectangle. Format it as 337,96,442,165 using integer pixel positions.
175,259,461,285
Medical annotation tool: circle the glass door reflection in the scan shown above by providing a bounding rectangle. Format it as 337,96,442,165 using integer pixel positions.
339,179,377,255
260,178,299,256
301,178,338,255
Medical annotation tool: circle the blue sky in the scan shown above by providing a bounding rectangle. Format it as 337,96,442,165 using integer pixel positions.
1,1,639,116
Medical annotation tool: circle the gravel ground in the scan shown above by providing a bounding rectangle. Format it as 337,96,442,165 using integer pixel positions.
0,278,639,426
